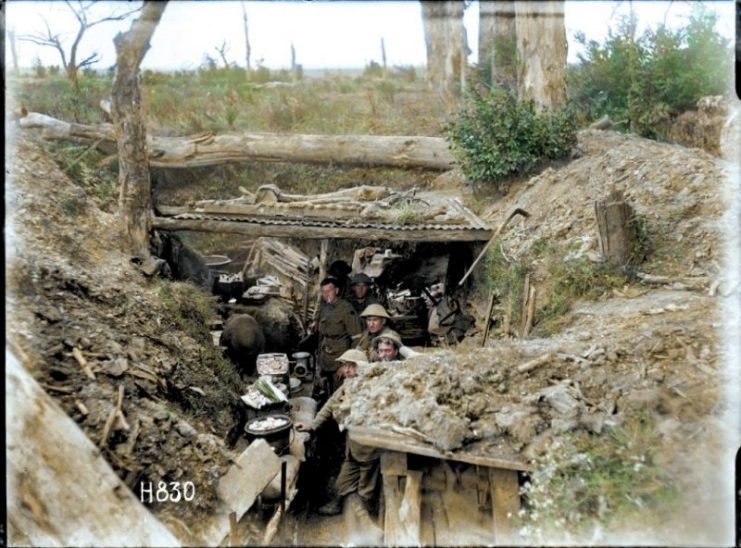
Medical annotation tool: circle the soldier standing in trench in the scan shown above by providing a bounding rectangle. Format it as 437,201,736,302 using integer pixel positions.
316,277,361,396
297,348,381,519
348,273,379,322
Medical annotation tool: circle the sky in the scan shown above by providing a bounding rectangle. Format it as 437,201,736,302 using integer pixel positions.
4,0,736,72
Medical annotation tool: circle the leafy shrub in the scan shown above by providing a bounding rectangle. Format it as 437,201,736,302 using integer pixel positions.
445,86,577,188
568,6,732,139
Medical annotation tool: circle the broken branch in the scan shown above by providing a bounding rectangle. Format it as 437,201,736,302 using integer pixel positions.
72,346,96,380
516,353,553,374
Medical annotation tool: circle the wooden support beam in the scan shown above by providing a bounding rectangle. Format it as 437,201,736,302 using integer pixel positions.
200,438,281,545
399,470,423,545
381,451,408,476
20,112,456,170
382,473,404,545
489,468,520,545
152,216,492,242
594,190,638,267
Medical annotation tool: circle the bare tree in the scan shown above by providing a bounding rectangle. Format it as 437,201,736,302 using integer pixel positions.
478,1,516,87
18,1,140,86
241,1,251,71
214,40,231,68
111,1,167,258
380,37,387,74
514,1,567,110
421,1,467,99
8,28,20,73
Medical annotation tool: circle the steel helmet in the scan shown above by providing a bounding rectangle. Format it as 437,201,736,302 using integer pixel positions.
360,303,391,319
337,348,369,364
350,273,373,286
372,329,403,349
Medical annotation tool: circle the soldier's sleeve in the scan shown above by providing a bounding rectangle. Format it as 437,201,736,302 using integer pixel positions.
311,385,345,429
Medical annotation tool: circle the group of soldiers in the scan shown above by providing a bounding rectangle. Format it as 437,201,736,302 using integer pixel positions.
299,268,408,517
314,271,406,393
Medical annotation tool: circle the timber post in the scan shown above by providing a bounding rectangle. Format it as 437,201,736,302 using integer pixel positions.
594,189,638,268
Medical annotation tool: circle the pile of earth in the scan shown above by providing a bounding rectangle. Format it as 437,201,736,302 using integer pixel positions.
6,130,246,534
339,288,718,460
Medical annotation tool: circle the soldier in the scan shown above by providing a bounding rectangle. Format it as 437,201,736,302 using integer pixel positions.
317,277,361,394
348,273,379,320
372,330,405,361
356,304,399,361
296,348,380,517
328,260,352,299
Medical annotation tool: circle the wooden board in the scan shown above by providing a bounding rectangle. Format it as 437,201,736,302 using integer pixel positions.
398,470,422,545
382,474,404,545
200,439,281,545
489,468,521,544
348,426,531,472
153,215,493,242
380,451,407,476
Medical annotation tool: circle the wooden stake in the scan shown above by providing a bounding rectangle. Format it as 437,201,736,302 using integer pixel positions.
72,347,95,380
519,273,530,338
523,285,536,337
100,384,125,447
481,291,497,347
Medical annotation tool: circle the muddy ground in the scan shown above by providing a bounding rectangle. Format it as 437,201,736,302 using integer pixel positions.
6,107,740,546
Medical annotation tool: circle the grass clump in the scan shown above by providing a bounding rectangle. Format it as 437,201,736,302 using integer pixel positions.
482,240,531,329
535,252,624,336
518,412,679,542
44,142,118,211
445,86,577,190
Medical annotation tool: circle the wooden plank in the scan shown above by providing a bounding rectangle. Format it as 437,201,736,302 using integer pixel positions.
152,216,493,242
217,438,281,519
382,474,404,545
398,470,422,545
200,438,281,545
380,451,407,476
348,426,531,472
489,468,520,544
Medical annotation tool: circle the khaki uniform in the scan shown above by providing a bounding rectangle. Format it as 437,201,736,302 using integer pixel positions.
356,327,401,362
312,385,380,504
317,298,361,394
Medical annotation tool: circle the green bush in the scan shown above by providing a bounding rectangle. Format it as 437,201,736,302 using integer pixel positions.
445,86,577,188
568,6,732,139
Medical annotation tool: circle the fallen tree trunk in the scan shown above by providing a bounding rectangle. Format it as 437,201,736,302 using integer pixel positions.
19,112,456,170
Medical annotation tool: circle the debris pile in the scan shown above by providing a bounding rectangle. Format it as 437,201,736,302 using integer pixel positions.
339,287,718,462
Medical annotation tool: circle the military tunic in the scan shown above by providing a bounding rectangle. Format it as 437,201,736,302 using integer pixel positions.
317,297,361,374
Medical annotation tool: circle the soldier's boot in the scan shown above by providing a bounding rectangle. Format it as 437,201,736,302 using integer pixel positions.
317,496,343,516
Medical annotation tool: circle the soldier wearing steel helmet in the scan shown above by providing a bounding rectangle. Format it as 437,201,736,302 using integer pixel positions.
355,303,401,361
296,348,381,516
372,330,405,361
348,273,379,321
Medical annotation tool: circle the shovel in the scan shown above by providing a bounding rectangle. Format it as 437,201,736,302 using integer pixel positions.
457,207,530,287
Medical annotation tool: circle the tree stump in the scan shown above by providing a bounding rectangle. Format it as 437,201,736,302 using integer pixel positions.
594,190,637,267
